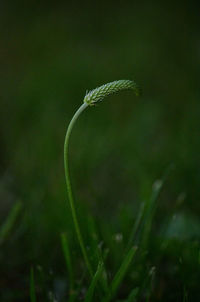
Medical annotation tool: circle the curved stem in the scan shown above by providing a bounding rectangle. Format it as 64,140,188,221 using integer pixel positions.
64,102,93,277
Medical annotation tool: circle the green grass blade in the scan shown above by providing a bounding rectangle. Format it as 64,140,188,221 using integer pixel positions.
126,287,139,302
86,215,101,266
60,233,74,291
126,201,145,251
141,180,163,249
0,201,22,244
103,246,137,302
30,267,36,302
84,261,103,302
137,266,155,301
141,165,174,249
86,215,109,294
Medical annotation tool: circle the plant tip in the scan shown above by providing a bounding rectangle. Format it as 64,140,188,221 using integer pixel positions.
83,79,140,106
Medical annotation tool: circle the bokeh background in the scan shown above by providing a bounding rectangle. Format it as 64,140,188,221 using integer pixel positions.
0,1,200,301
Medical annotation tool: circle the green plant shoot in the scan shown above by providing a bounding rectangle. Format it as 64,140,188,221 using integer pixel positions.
64,79,140,277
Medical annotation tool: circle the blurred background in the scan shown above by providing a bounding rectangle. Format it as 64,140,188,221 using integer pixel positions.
0,0,200,301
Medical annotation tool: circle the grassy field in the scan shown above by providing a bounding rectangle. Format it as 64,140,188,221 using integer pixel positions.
0,1,200,301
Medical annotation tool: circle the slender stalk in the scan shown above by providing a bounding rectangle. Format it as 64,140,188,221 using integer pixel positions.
64,80,140,278
64,102,93,277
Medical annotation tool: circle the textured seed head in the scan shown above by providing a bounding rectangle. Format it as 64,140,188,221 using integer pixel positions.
83,79,140,106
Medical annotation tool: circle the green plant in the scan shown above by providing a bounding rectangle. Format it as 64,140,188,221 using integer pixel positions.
64,79,140,278
30,267,36,302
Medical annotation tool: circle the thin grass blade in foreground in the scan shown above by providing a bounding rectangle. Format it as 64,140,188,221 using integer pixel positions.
0,200,22,244
60,233,74,299
84,261,104,302
103,246,137,302
141,180,163,250
141,165,174,249
30,267,36,302
86,215,109,294
126,201,145,251
64,79,140,278
127,287,139,302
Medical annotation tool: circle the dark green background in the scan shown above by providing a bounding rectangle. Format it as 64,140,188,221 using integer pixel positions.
0,1,199,301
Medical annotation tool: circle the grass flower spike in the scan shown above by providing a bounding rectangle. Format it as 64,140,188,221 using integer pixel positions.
64,79,140,277
83,79,140,105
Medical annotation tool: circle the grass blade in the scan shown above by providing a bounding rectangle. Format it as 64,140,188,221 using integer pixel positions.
30,267,36,302
103,246,137,302
126,201,145,251
86,215,109,294
140,164,174,250
141,179,163,249
127,287,139,302
60,233,74,299
0,201,22,244
84,261,103,302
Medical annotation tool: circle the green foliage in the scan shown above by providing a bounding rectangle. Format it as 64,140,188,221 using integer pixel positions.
0,2,200,301
84,261,103,302
103,246,137,302
30,267,36,302
60,233,74,292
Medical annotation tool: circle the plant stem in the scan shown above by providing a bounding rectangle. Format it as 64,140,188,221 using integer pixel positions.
64,102,93,277
63,79,139,279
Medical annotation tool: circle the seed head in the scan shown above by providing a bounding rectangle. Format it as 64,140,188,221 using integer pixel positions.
83,79,140,106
